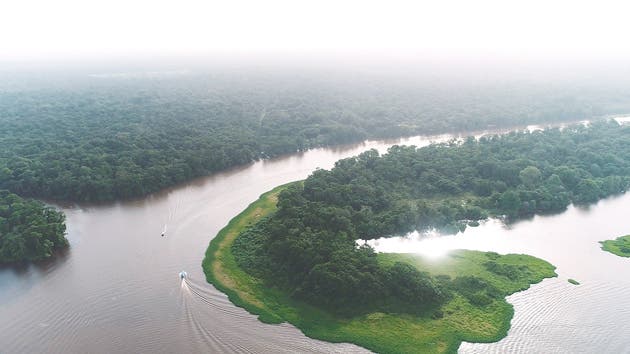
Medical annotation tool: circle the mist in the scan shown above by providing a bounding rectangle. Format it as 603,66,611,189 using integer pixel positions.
3,0,630,73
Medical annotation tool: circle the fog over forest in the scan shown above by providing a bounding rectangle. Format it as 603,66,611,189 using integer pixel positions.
4,2,630,353
3,55,630,203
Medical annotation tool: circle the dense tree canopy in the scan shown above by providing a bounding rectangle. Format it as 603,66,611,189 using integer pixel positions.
232,121,630,315
0,191,67,263
2,70,630,202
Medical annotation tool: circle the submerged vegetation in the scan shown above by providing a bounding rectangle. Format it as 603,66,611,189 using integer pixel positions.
0,190,67,263
600,235,630,258
203,188,556,353
2,72,629,202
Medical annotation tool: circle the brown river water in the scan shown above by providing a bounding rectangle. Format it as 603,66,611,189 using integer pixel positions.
1,125,629,353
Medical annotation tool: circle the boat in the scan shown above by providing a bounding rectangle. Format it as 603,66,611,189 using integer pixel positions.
179,271,187,279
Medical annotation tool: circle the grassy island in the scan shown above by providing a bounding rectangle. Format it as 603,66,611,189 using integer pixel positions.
600,235,630,258
203,186,556,353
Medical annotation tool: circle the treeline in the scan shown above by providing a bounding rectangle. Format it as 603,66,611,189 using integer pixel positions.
232,121,630,315
0,191,67,263
3,71,630,202
298,121,630,235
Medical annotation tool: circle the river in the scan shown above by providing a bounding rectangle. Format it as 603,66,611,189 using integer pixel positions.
0,125,628,353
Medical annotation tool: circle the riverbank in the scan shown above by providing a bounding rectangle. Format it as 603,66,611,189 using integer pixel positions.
600,235,630,258
202,184,557,354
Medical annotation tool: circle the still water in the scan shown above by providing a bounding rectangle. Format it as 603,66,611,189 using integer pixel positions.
0,126,628,353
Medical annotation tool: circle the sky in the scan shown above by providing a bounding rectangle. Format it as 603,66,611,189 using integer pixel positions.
1,0,630,63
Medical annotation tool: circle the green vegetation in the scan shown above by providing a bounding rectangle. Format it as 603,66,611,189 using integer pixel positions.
2,71,629,202
288,121,630,240
204,121,630,351
220,121,630,320
203,188,556,353
600,235,630,257
0,190,67,263
568,279,580,285
202,184,288,323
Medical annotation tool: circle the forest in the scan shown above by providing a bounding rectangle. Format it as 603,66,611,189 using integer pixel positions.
0,190,67,263
231,121,630,315
3,70,630,202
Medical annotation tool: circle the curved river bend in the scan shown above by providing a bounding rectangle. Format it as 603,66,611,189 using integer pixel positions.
1,126,629,353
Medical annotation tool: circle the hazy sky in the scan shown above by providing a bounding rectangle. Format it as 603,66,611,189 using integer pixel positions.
2,0,630,62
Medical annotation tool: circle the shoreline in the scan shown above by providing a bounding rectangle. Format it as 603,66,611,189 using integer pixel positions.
600,235,630,258
202,184,557,353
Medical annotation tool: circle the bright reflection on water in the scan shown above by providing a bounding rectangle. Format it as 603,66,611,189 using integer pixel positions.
613,115,630,124
370,194,630,353
368,218,513,259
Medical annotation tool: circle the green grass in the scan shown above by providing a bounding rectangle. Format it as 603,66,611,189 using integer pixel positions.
201,183,292,323
203,185,557,354
600,235,630,258
568,279,580,285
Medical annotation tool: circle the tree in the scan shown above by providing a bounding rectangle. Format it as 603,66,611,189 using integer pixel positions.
499,190,521,217
575,179,601,204
0,191,68,263
519,166,542,188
